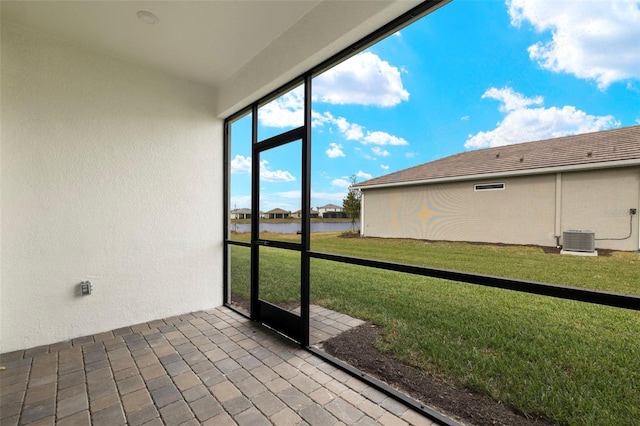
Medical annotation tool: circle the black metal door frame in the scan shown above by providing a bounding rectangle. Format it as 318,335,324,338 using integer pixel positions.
249,77,311,346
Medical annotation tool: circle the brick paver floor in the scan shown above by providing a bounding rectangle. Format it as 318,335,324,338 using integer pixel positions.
0,306,446,425
303,305,366,346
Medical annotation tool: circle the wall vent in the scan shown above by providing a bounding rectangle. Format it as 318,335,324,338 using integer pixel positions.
562,230,595,252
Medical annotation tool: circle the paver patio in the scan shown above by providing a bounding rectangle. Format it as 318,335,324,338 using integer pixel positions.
0,306,446,425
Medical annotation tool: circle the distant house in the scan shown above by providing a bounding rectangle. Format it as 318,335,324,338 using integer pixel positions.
317,204,346,219
264,208,290,219
292,208,319,219
230,208,252,219
356,126,640,252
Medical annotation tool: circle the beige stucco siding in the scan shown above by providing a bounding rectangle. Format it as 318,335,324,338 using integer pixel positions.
362,175,556,246
361,167,640,251
561,167,640,251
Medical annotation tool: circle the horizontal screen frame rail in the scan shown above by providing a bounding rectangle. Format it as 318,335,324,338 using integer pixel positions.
309,251,640,311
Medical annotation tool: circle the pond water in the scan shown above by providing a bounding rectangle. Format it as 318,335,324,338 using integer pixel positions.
230,221,360,234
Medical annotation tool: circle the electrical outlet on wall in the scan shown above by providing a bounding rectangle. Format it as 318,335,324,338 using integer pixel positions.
79,281,92,296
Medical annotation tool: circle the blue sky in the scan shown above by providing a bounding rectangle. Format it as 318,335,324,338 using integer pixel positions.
230,0,640,213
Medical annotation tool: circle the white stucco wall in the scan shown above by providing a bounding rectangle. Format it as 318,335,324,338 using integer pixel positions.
1,23,222,352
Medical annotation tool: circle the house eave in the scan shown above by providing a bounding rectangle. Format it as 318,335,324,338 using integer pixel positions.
358,158,640,191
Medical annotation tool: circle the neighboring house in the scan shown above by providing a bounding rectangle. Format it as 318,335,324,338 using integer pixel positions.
265,208,290,219
230,208,252,219
356,126,640,251
318,204,346,219
293,209,319,219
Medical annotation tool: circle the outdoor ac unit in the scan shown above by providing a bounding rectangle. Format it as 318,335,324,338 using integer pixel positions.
563,230,595,252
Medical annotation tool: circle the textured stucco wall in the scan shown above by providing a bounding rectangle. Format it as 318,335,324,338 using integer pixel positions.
1,23,222,352
361,175,557,247
361,168,640,251
561,167,640,251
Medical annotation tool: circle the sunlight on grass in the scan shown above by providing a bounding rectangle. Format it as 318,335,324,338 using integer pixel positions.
230,233,640,424
311,260,640,425
230,244,301,309
229,245,251,310
258,247,301,307
312,233,640,296
234,231,640,296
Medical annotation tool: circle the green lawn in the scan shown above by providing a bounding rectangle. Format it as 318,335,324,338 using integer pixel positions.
229,233,640,425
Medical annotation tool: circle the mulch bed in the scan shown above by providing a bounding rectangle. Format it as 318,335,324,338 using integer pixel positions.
322,323,557,426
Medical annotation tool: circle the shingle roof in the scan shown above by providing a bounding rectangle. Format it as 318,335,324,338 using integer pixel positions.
356,126,640,188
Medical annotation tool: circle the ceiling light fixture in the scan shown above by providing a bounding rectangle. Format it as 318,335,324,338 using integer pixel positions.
137,10,159,25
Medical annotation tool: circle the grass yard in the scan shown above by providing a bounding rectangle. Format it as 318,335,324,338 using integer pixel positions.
309,232,640,296
228,233,640,425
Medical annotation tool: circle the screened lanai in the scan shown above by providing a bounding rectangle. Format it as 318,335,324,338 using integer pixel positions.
3,1,639,425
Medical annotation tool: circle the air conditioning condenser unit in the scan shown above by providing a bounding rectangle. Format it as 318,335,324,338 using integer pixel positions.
562,230,595,253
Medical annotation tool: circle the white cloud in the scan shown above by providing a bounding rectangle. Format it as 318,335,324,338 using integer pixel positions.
230,195,252,209
363,131,408,146
313,112,363,140
314,51,410,106
332,178,351,188
482,87,543,112
381,164,390,170
258,86,304,128
461,115,470,121
260,200,298,212
313,111,408,147
312,191,345,200
465,87,619,149
311,111,330,127
231,155,297,182
276,191,302,199
508,0,640,89
355,170,373,180
371,147,390,157
334,117,365,140
259,191,301,212
326,143,345,158
260,160,296,182
230,155,251,174
311,111,342,129
405,152,419,158
311,191,348,205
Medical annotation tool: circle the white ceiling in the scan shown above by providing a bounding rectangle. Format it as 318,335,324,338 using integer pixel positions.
1,1,427,114
1,1,321,88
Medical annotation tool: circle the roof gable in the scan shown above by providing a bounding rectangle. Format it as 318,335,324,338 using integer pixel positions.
265,208,289,214
357,126,640,188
